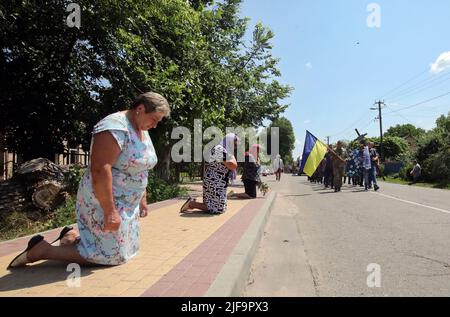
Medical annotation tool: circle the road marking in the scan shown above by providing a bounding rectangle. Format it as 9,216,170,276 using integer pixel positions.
373,192,450,214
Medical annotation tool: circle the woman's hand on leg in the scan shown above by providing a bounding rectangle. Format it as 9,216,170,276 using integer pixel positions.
104,209,121,232
140,202,149,218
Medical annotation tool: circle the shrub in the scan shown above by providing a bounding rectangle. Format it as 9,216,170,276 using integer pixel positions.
421,148,450,183
146,171,188,203
416,134,443,162
47,196,77,228
399,163,414,181
63,164,86,195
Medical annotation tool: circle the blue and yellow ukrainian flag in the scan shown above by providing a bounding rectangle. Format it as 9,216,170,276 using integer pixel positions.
299,131,328,177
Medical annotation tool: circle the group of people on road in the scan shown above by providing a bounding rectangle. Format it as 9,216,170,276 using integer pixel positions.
308,140,381,192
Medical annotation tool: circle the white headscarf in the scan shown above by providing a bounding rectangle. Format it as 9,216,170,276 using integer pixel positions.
222,133,239,153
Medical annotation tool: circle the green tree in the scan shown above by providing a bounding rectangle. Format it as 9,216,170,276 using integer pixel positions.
1,0,292,182
267,117,295,164
347,136,410,162
385,123,426,141
416,113,449,162
0,0,101,160
415,113,450,183
381,136,410,161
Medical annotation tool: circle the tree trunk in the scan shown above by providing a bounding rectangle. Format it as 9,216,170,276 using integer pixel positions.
31,180,66,211
156,146,171,182
0,158,69,214
14,158,67,184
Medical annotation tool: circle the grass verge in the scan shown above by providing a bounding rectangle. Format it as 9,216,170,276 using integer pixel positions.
382,177,450,190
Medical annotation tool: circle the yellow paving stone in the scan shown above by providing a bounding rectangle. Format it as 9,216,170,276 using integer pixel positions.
120,270,154,282
0,198,250,297
130,259,164,268
0,289,26,297
80,287,109,297
97,285,137,296
173,249,193,257
76,278,109,288
95,281,139,296
12,287,43,295
13,292,43,297
121,288,147,297
19,285,67,297
163,257,185,266
128,275,161,289
151,266,174,276
57,287,86,296
31,286,67,297
84,274,124,287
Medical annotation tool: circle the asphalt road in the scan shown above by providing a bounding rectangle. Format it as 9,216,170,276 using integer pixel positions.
242,175,450,297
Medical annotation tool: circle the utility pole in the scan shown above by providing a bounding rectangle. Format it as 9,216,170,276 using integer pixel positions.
371,100,385,162
325,136,330,146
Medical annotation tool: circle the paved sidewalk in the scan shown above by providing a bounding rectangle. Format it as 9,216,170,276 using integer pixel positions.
0,182,274,297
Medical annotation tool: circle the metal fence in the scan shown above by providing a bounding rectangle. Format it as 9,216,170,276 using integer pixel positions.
384,161,404,175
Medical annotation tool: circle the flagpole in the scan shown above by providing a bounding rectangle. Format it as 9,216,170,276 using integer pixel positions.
306,130,345,163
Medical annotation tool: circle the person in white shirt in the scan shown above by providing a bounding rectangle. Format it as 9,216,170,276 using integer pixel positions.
410,160,422,184
273,154,284,181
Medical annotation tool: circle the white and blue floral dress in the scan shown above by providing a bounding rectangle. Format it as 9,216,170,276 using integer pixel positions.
76,112,157,265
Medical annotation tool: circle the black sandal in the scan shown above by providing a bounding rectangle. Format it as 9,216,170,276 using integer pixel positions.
180,197,194,213
7,235,44,269
50,226,74,245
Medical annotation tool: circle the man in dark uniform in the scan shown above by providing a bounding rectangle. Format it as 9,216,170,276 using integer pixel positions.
368,142,380,191
330,141,347,192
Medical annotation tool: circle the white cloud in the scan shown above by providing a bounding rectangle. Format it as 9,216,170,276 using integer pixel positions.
294,139,303,159
430,52,450,74
305,62,313,69
303,120,311,124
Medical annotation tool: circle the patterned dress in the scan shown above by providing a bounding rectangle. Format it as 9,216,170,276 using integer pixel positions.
346,150,359,178
203,144,233,214
76,112,158,265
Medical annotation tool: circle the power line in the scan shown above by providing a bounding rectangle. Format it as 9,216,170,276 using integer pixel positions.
379,69,429,100
384,104,415,125
385,69,448,100
386,102,449,113
329,111,373,138
385,91,450,114
387,70,450,102
342,116,376,140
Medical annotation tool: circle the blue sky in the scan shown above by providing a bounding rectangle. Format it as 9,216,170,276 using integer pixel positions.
239,0,450,159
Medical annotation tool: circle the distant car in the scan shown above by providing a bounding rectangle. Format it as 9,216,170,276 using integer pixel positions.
261,166,274,176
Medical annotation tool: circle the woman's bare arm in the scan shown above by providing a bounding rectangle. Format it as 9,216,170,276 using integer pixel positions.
90,131,121,231
224,156,238,171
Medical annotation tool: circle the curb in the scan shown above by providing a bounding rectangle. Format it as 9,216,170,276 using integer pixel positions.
204,191,276,297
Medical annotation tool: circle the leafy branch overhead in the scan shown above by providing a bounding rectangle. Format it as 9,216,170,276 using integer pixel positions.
1,0,292,181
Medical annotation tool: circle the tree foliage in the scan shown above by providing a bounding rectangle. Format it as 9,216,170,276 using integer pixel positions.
1,0,292,180
267,117,295,164
415,113,450,183
385,124,426,141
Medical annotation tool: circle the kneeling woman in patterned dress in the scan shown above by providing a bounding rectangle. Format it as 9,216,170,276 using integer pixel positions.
180,133,238,215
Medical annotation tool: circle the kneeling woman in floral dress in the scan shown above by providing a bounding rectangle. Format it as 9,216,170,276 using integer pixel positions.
8,92,170,268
